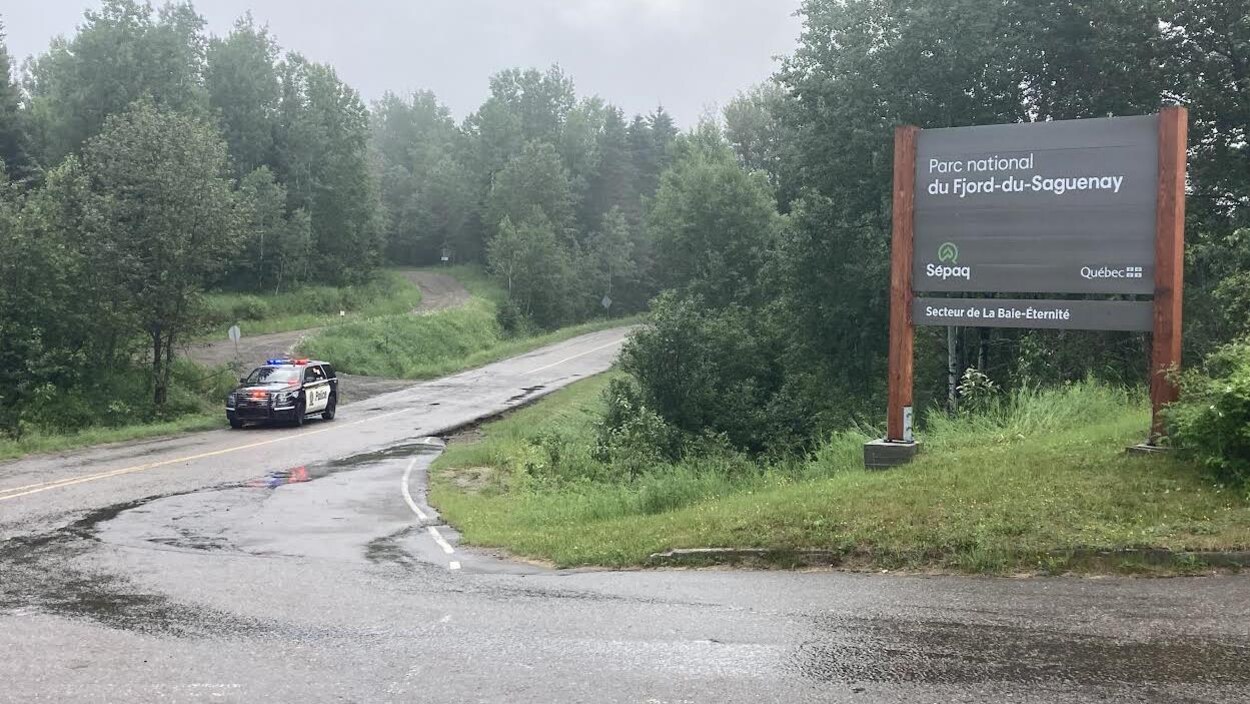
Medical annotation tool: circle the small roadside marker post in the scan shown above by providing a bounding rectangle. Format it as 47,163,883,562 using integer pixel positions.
228,324,241,360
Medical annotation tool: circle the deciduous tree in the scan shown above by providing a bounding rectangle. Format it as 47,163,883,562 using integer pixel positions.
81,101,241,407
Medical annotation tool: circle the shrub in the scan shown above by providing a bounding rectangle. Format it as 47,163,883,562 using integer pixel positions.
614,293,786,453
231,295,271,321
957,366,1000,416
1166,338,1250,492
595,378,682,478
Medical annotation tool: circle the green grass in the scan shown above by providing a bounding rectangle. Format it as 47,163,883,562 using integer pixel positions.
0,413,225,461
430,378,1250,573
0,359,239,461
299,266,638,380
201,270,423,337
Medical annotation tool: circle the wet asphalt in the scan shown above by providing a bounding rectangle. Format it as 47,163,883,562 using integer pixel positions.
2,328,1250,702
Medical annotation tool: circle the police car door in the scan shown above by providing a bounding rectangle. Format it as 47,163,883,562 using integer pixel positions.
304,365,331,413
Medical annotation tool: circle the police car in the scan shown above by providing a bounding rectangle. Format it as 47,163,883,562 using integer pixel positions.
226,359,339,429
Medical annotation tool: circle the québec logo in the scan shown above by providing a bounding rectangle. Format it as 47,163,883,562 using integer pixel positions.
926,241,971,281
1080,265,1145,280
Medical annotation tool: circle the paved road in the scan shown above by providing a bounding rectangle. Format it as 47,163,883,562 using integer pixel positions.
2,327,1250,703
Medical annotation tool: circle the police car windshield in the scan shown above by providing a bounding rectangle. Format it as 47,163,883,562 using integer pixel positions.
244,366,302,385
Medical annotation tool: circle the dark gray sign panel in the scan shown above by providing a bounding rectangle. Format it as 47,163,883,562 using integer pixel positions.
913,115,1158,295
913,298,1154,331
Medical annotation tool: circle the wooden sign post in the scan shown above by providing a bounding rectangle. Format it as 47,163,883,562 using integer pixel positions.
866,108,1187,469
887,125,918,445
1149,106,1187,444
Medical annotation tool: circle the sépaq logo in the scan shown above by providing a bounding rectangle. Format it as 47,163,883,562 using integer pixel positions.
926,241,971,281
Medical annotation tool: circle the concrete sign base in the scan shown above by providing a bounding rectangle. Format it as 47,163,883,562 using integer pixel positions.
863,439,920,470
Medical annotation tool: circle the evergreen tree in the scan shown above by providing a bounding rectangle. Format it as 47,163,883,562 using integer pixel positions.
627,114,659,203
649,106,678,173
588,106,638,229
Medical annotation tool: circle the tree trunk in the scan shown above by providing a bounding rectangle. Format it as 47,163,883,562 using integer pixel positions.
977,328,990,372
151,327,167,408
947,326,959,414
163,329,177,411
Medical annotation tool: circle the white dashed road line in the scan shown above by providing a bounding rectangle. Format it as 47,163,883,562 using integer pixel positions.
428,526,456,555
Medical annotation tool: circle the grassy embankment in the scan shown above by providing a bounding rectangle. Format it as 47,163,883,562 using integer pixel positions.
431,374,1250,573
201,269,424,337
300,265,637,380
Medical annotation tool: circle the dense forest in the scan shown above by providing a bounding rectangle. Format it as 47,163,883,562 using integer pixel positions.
2,0,1249,469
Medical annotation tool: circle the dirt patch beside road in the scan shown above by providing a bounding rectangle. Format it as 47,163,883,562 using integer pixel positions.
400,269,471,313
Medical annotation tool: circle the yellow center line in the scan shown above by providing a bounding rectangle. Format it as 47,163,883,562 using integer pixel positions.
0,408,412,503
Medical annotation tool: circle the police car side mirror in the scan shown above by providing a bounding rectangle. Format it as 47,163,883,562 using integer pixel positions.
239,377,248,384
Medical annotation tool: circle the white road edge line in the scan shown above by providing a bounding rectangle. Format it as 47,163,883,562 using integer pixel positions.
400,451,459,571
523,339,622,375
428,526,456,555
400,456,430,521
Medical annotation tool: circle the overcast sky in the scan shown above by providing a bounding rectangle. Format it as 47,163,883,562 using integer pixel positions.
2,0,803,125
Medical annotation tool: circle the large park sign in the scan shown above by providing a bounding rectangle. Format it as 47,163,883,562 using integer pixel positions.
867,108,1187,467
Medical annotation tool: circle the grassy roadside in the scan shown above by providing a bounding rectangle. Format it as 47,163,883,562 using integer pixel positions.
200,270,423,338
430,375,1250,573
0,413,223,462
300,266,639,380
0,357,238,462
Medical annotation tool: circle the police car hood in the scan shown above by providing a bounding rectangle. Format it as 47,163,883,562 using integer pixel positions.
239,382,299,393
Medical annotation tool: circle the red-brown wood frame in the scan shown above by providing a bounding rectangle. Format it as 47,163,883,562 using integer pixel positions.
1150,106,1187,443
887,125,918,442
